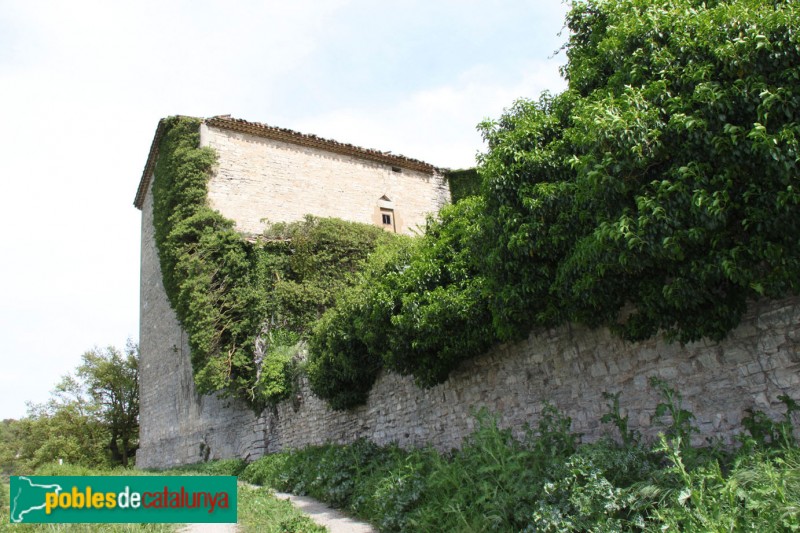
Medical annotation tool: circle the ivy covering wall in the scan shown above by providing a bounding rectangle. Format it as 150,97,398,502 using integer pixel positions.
444,168,481,203
150,116,394,410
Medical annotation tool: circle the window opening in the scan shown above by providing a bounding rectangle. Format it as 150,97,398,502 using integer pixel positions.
380,207,396,233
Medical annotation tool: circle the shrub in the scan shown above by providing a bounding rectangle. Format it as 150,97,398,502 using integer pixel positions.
171,458,248,477
241,454,290,487
308,198,495,408
243,384,800,532
307,237,414,409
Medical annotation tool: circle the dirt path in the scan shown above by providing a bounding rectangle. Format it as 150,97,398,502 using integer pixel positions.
177,524,237,533
273,492,376,533
177,489,376,533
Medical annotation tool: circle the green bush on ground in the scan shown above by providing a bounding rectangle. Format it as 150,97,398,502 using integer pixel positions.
242,381,800,532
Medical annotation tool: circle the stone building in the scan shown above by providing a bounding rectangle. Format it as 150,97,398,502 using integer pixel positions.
134,116,450,467
135,116,800,469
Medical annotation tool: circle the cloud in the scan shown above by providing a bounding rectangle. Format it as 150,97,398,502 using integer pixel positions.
293,58,567,168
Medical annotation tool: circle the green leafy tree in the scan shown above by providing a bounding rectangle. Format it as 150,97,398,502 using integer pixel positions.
0,342,139,473
0,376,110,474
77,341,140,467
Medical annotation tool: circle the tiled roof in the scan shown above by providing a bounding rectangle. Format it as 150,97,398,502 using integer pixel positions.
207,115,438,172
134,115,440,210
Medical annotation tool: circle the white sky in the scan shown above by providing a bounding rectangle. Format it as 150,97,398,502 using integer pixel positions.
0,0,568,419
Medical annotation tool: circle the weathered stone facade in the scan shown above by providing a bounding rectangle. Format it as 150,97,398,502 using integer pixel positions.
266,296,800,453
200,120,450,236
137,187,268,468
136,116,800,468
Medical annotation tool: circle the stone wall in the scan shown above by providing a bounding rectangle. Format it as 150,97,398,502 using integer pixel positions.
136,119,800,468
200,123,450,236
138,248,800,469
137,186,267,469
265,296,800,452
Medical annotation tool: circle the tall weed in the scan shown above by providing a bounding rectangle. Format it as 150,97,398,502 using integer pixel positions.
242,383,799,532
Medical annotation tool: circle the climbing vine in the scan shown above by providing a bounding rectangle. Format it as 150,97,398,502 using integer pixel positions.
445,168,481,203
150,116,393,410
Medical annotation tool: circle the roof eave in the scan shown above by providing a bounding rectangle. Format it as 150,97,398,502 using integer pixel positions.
205,116,441,174
133,117,169,210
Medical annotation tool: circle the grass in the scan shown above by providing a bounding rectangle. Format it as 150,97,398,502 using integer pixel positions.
237,485,325,533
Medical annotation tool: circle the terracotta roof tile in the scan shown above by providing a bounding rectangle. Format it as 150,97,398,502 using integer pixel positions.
205,115,438,173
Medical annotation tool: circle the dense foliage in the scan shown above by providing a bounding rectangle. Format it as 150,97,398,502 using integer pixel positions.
306,237,413,410
151,116,258,402
150,0,799,411
0,395,109,475
241,383,800,532
444,168,482,203
307,198,495,408
307,0,800,408
150,116,393,408
480,0,800,343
